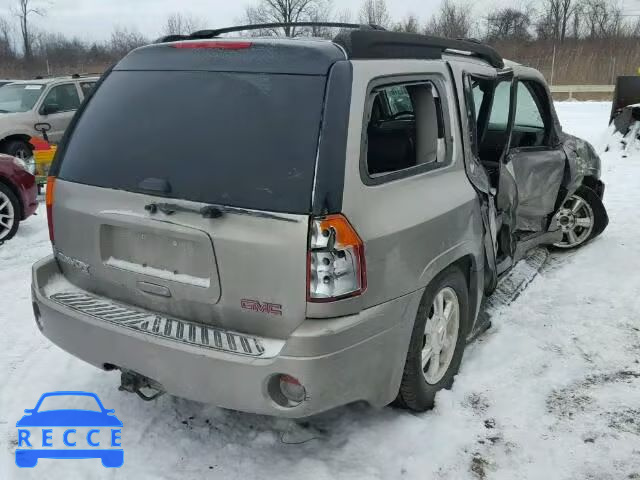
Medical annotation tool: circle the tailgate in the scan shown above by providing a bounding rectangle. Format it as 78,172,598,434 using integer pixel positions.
52,181,310,339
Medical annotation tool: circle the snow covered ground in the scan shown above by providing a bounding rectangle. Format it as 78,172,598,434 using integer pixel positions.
1,102,639,479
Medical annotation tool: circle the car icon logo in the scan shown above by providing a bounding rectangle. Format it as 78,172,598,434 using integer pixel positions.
16,391,123,468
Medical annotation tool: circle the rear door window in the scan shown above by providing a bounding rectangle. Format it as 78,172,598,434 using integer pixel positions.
80,81,96,98
57,71,326,213
365,80,449,179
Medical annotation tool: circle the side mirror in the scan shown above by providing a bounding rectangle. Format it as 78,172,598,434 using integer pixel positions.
23,409,34,414
41,103,60,116
34,122,51,142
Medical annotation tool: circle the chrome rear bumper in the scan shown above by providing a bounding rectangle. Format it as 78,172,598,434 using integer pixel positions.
49,291,273,357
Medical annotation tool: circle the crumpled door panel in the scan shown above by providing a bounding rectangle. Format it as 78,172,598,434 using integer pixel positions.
508,148,565,231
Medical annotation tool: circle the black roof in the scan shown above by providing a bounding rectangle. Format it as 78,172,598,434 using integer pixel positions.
154,23,504,69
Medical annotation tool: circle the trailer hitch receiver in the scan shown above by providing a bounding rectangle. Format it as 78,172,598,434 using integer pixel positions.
119,370,165,402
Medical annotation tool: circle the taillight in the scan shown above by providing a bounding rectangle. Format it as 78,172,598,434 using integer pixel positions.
170,41,252,50
45,176,56,243
307,214,366,302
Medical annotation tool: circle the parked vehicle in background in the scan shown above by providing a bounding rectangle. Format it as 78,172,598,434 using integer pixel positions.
0,80,17,88
0,75,98,159
32,24,608,418
0,153,38,243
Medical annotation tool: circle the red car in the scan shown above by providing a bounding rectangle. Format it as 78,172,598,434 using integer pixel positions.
0,153,38,243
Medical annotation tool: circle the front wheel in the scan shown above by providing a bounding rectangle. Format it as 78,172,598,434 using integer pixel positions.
3,139,32,160
396,266,470,412
553,186,608,249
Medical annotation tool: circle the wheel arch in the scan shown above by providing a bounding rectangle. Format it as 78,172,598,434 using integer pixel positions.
0,133,32,153
581,175,605,198
418,248,483,336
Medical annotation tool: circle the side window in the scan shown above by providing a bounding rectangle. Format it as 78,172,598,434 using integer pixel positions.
487,80,512,128
80,82,96,98
42,84,80,113
366,80,448,178
515,83,545,129
472,83,484,120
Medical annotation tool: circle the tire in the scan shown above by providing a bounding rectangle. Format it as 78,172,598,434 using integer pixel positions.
396,266,470,412
3,139,32,160
553,186,608,249
0,182,20,243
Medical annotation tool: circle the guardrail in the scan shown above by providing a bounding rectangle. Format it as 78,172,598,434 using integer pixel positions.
549,84,614,99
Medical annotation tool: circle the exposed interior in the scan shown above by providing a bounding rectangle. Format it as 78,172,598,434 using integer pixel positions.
469,77,552,188
366,81,446,176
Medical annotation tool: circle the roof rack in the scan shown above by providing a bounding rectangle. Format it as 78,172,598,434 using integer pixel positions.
70,73,101,78
155,22,503,69
32,73,100,80
156,22,385,44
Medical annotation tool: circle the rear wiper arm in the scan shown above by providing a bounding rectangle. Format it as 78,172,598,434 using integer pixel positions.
144,202,223,218
218,205,298,223
144,202,297,223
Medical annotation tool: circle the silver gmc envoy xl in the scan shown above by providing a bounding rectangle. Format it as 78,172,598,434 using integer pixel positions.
32,24,608,417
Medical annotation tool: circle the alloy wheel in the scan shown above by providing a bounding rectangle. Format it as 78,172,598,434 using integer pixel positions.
422,287,460,384
553,193,594,248
14,147,30,160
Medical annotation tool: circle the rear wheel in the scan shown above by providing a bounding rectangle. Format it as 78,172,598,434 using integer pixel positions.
0,183,20,242
3,139,32,160
396,266,470,412
553,186,608,249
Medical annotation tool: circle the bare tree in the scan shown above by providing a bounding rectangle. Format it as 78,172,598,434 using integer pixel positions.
13,0,45,61
582,0,623,39
486,7,532,41
392,14,421,33
425,0,474,39
242,0,328,37
109,26,147,58
559,0,577,40
306,0,339,38
358,0,391,28
571,3,582,39
536,0,580,42
162,13,204,37
0,16,15,59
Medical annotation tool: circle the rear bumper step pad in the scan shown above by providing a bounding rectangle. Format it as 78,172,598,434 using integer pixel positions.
50,292,266,357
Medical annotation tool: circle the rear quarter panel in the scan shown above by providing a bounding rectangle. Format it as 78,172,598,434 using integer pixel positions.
308,60,484,318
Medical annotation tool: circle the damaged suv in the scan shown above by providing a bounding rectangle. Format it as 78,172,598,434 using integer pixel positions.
32,24,608,417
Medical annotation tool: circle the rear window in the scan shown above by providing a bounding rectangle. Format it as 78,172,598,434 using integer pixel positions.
57,70,326,213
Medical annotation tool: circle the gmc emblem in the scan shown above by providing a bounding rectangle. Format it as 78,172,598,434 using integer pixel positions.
240,299,283,316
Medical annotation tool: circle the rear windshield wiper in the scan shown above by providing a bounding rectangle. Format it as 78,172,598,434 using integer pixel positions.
144,202,297,223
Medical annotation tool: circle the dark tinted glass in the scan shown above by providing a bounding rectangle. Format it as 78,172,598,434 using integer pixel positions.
43,83,80,111
80,82,96,97
58,70,326,213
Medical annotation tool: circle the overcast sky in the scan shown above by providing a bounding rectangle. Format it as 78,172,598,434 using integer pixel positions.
0,0,638,43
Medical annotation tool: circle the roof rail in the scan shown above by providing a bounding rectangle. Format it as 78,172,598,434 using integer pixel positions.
156,22,385,43
71,73,101,78
333,30,504,68
153,22,503,69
